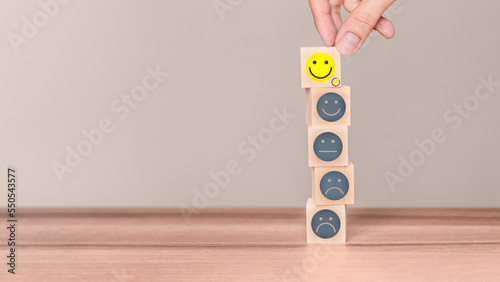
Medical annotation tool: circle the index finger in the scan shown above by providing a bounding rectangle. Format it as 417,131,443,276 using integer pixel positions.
309,0,344,46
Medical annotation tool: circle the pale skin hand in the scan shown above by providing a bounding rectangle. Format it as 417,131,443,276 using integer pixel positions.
309,0,397,55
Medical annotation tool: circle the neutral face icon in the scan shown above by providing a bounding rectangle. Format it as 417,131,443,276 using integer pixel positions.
311,209,341,239
317,92,346,122
320,171,349,200
306,53,335,82
313,132,343,161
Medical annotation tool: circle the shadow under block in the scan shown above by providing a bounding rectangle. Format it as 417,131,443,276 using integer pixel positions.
305,86,351,127
312,163,354,205
306,198,346,244
308,126,348,167
300,47,341,88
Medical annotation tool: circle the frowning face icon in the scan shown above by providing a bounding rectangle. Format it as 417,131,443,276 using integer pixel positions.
311,209,341,239
320,171,349,200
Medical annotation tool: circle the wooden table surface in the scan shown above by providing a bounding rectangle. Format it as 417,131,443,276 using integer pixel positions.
2,208,500,281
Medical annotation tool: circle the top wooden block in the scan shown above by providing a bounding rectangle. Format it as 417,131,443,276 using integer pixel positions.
300,47,341,88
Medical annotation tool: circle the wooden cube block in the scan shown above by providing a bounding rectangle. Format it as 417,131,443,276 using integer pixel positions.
300,47,341,88
306,198,346,243
305,86,351,127
312,163,354,205
308,126,348,167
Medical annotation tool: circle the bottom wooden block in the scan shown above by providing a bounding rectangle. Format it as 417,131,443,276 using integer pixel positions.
306,198,346,244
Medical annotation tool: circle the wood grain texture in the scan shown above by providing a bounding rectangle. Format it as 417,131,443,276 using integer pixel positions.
1,208,500,281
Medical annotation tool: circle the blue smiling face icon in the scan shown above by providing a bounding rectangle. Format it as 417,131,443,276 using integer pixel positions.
317,92,346,122
311,209,341,239
320,171,349,200
313,132,343,161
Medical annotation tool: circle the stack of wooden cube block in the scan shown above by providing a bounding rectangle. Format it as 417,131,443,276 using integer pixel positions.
300,47,353,243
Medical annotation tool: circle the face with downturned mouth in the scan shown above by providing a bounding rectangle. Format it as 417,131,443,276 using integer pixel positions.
317,92,346,122
311,209,341,239
313,132,343,161
306,52,335,82
320,171,349,201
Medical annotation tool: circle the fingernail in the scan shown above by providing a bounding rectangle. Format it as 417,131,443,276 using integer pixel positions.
336,32,360,55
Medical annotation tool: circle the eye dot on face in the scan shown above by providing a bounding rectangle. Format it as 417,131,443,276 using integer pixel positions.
325,60,328,64
329,217,333,221
321,140,325,143
324,100,328,104
313,60,317,64
328,179,331,182
319,217,323,221
335,100,338,104
331,140,335,143
338,179,341,182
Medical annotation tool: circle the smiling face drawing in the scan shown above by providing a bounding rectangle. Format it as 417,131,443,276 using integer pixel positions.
313,132,343,161
320,171,349,201
306,53,335,82
317,92,346,122
311,209,341,239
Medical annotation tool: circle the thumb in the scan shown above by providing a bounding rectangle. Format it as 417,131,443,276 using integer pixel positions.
335,0,395,55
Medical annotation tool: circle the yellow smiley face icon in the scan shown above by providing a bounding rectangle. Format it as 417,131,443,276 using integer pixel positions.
306,53,335,82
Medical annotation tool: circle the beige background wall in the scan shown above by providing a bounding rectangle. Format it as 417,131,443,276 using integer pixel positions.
1,0,499,208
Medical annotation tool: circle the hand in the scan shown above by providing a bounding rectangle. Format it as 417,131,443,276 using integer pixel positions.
309,0,396,55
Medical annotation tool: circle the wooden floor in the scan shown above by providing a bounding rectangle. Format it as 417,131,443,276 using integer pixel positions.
2,208,500,281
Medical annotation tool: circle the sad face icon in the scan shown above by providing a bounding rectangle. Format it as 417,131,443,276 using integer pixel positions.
311,209,341,239
320,171,349,200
